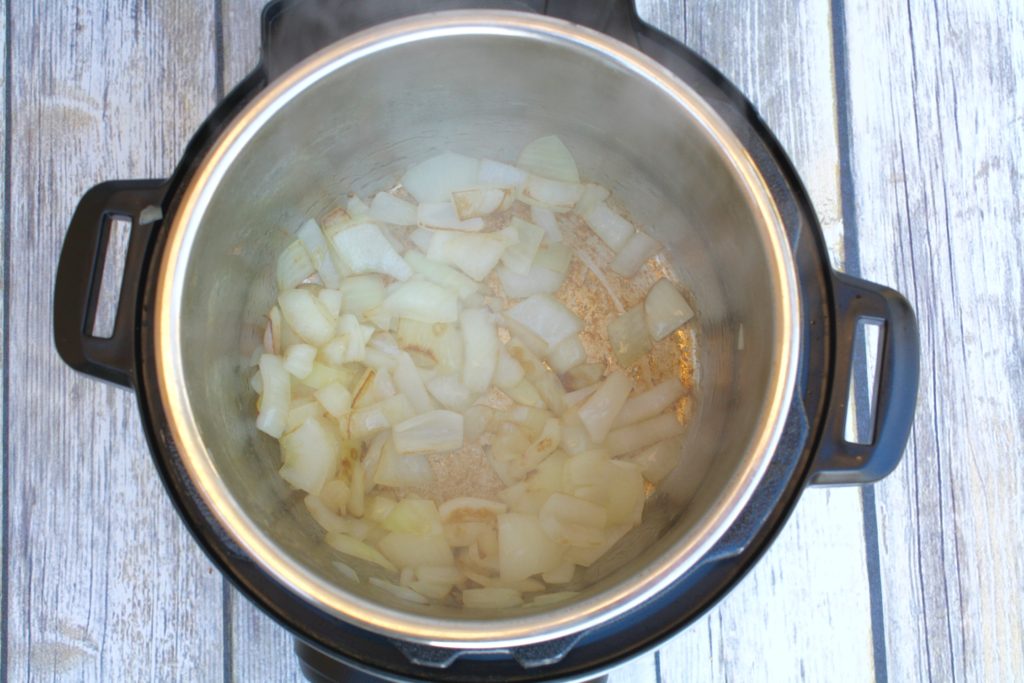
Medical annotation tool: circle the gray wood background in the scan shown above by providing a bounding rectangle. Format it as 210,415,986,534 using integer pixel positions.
2,0,1021,680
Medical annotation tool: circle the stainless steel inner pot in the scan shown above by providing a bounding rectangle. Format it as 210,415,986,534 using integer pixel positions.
153,11,799,648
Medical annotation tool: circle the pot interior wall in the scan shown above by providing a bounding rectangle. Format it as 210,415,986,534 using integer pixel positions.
175,30,783,620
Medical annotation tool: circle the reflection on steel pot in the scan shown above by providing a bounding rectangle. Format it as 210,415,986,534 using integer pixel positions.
53,1,919,681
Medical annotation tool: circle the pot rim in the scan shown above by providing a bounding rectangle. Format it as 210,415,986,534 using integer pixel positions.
152,9,801,649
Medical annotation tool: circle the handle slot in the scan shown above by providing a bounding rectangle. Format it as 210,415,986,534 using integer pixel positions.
843,316,884,446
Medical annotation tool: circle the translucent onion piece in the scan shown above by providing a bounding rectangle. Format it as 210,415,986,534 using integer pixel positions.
610,231,660,277
365,493,397,523
396,319,463,372
506,294,583,349
373,438,433,489
500,217,546,275
409,227,434,252
583,201,634,251
279,289,335,346
418,201,485,231
331,223,412,281
277,240,315,290
320,479,351,515
539,493,608,547
393,352,434,414
392,410,464,455
325,532,396,572
546,335,586,375
344,394,415,440
286,399,323,433
402,152,480,203
497,513,563,582
566,524,630,567
500,315,550,357
425,374,475,412
283,343,316,379
605,413,686,457
463,405,494,441
256,354,290,438
404,250,479,299
462,587,523,609
533,243,572,274
379,532,454,569
382,279,458,323
607,305,653,367
314,382,353,418
347,195,371,219
574,183,611,216
517,135,579,183
427,230,510,281
318,289,343,317
338,275,385,315
561,363,604,392
279,417,340,495
574,249,625,314
564,384,599,408
305,495,355,535
505,338,566,415
452,187,509,220
605,460,645,525
478,158,529,188
630,435,684,484
369,577,429,604
370,192,417,226
577,371,633,444
645,279,695,340
296,219,343,288
502,379,545,409
613,377,686,427
382,498,443,536
460,308,498,393
530,205,561,243
522,175,583,209
333,561,360,583
439,497,507,524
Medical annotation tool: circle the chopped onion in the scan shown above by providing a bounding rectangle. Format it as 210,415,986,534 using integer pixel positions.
305,495,355,535
500,217,546,275
369,577,430,604
605,413,686,457
517,135,579,183
348,461,366,517
286,399,324,433
418,201,485,231
402,152,480,203
605,460,644,525
583,202,633,251
506,294,582,348
382,498,443,536
504,338,566,414
630,435,684,484
567,524,630,567
279,289,335,346
607,305,653,367
460,308,498,393
525,451,566,494
344,394,415,440
539,493,608,547
296,219,343,288
320,479,352,515
562,363,604,392
462,587,523,609
396,319,463,372
425,374,475,412
333,561,360,583
279,417,340,495
365,493,397,524
533,243,572,274
347,195,370,219
564,384,599,407
379,532,454,569
300,362,355,390
256,354,290,438
318,289,343,317
393,352,434,413
502,379,545,408
613,377,686,427
326,532,396,572
452,187,509,220
546,335,586,374
575,249,625,314
404,250,479,299
392,410,464,454
439,497,507,524
645,279,695,340
530,205,561,242
315,382,353,418
522,175,583,210
500,315,550,356
382,279,458,323
320,207,351,231
463,405,494,440
427,230,510,281
409,227,434,252
494,344,526,389
331,223,413,281
611,231,660,277
497,512,563,582
283,343,316,379
577,371,633,444
478,158,529,188
338,275,385,315
370,192,417,226
574,183,611,216
373,437,434,489
277,239,315,290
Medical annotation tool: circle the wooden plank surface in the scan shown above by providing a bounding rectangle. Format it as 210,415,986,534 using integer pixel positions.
3,3,225,681
1,0,9,671
841,0,1024,680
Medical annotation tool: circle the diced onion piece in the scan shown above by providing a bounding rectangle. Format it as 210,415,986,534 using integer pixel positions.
347,195,370,219
348,461,366,517
382,279,458,323
392,352,434,414
607,305,653,367
427,230,509,281
577,371,633,444
314,382,353,418
500,315,550,357
366,494,397,523
533,243,572,274
370,192,417,226
333,561,360,583
517,135,579,183
605,413,686,457
338,275,385,315
444,520,489,548
494,344,526,389
305,495,358,535
402,152,480,203
382,498,443,536
265,306,281,354
296,219,343,288
460,308,498,393
506,294,582,349
318,289,343,317
500,217,546,275
320,479,351,515
286,399,323,433
530,205,561,243
256,354,290,438
283,343,316,379
559,418,594,455
279,289,335,346
463,405,494,441
396,319,463,372
404,250,479,299
279,417,340,494
562,363,604,392
463,587,523,609
497,513,563,582
373,438,434,488
331,223,412,281
606,460,645,525
630,435,684,484
521,418,561,470
277,240,315,290
425,374,474,412
452,187,509,220
575,183,611,216
539,493,608,547
505,338,566,414
321,207,351,231
369,577,429,604
502,379,545,408
439,497,507,524
379,532,454,569
478,158,529,188
392,410,464,455
611,231,660,277
300,362,350,390
567,524,630,567
583,202,633,251
326,532,396,572
409,227,434,252
418,201,485,231
645,279,695,340
564,384,598,407
344,394,415,440
331,313,371,363
613,378,686,427
522,176,583,210
546,335,586,374
525,451,566,493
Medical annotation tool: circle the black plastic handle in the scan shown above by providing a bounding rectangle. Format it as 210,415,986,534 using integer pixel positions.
809,272,920,485
54,179,167,388
260,0,639,79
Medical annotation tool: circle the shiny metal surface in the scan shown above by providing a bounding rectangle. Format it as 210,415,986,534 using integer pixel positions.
153,11,799,648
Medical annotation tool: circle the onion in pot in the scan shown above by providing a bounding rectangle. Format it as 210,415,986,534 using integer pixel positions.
517,135,580,183
331,223,412,281
402,152,480,203
645,278,695,340
576,371,633,444
460,308,498,393
369,192,417,226
610,231,660,277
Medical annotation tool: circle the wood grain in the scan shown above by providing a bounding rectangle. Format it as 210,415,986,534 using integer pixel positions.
1,0,9,671
635,1,877,680
3,3,224,681
842,0,1024,680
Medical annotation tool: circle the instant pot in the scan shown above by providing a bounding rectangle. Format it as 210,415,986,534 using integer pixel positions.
53,1,920,681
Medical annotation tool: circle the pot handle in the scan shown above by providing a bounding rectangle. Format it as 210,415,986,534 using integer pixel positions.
808,272,920,485
53,180,167,388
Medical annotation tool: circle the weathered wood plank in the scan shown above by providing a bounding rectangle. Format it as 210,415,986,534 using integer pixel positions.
842,0,1024,680
4,4,223,681
635,1,877,680
1,0,9,674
